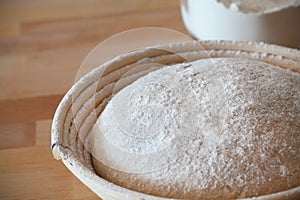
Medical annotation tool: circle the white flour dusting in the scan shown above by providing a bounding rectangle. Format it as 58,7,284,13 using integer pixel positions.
91,58,300,199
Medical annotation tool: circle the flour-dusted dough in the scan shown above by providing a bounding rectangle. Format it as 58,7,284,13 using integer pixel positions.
90,58,300,199
218,0,300,14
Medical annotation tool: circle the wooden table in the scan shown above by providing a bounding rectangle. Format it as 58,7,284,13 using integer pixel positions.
0,0,187,199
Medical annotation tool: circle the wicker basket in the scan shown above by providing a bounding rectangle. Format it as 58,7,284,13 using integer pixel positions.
51,40,300,200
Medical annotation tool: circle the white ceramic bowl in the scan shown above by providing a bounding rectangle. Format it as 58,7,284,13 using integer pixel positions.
181,0,300,48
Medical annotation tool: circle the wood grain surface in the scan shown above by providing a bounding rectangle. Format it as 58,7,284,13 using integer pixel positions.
0,0,187,199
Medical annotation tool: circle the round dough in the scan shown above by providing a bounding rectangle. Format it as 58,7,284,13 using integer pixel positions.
90,58,300,199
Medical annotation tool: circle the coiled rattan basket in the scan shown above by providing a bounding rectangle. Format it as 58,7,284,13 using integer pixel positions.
51,40,300,200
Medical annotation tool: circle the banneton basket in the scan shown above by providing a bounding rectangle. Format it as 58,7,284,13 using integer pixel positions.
51,40,300,200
